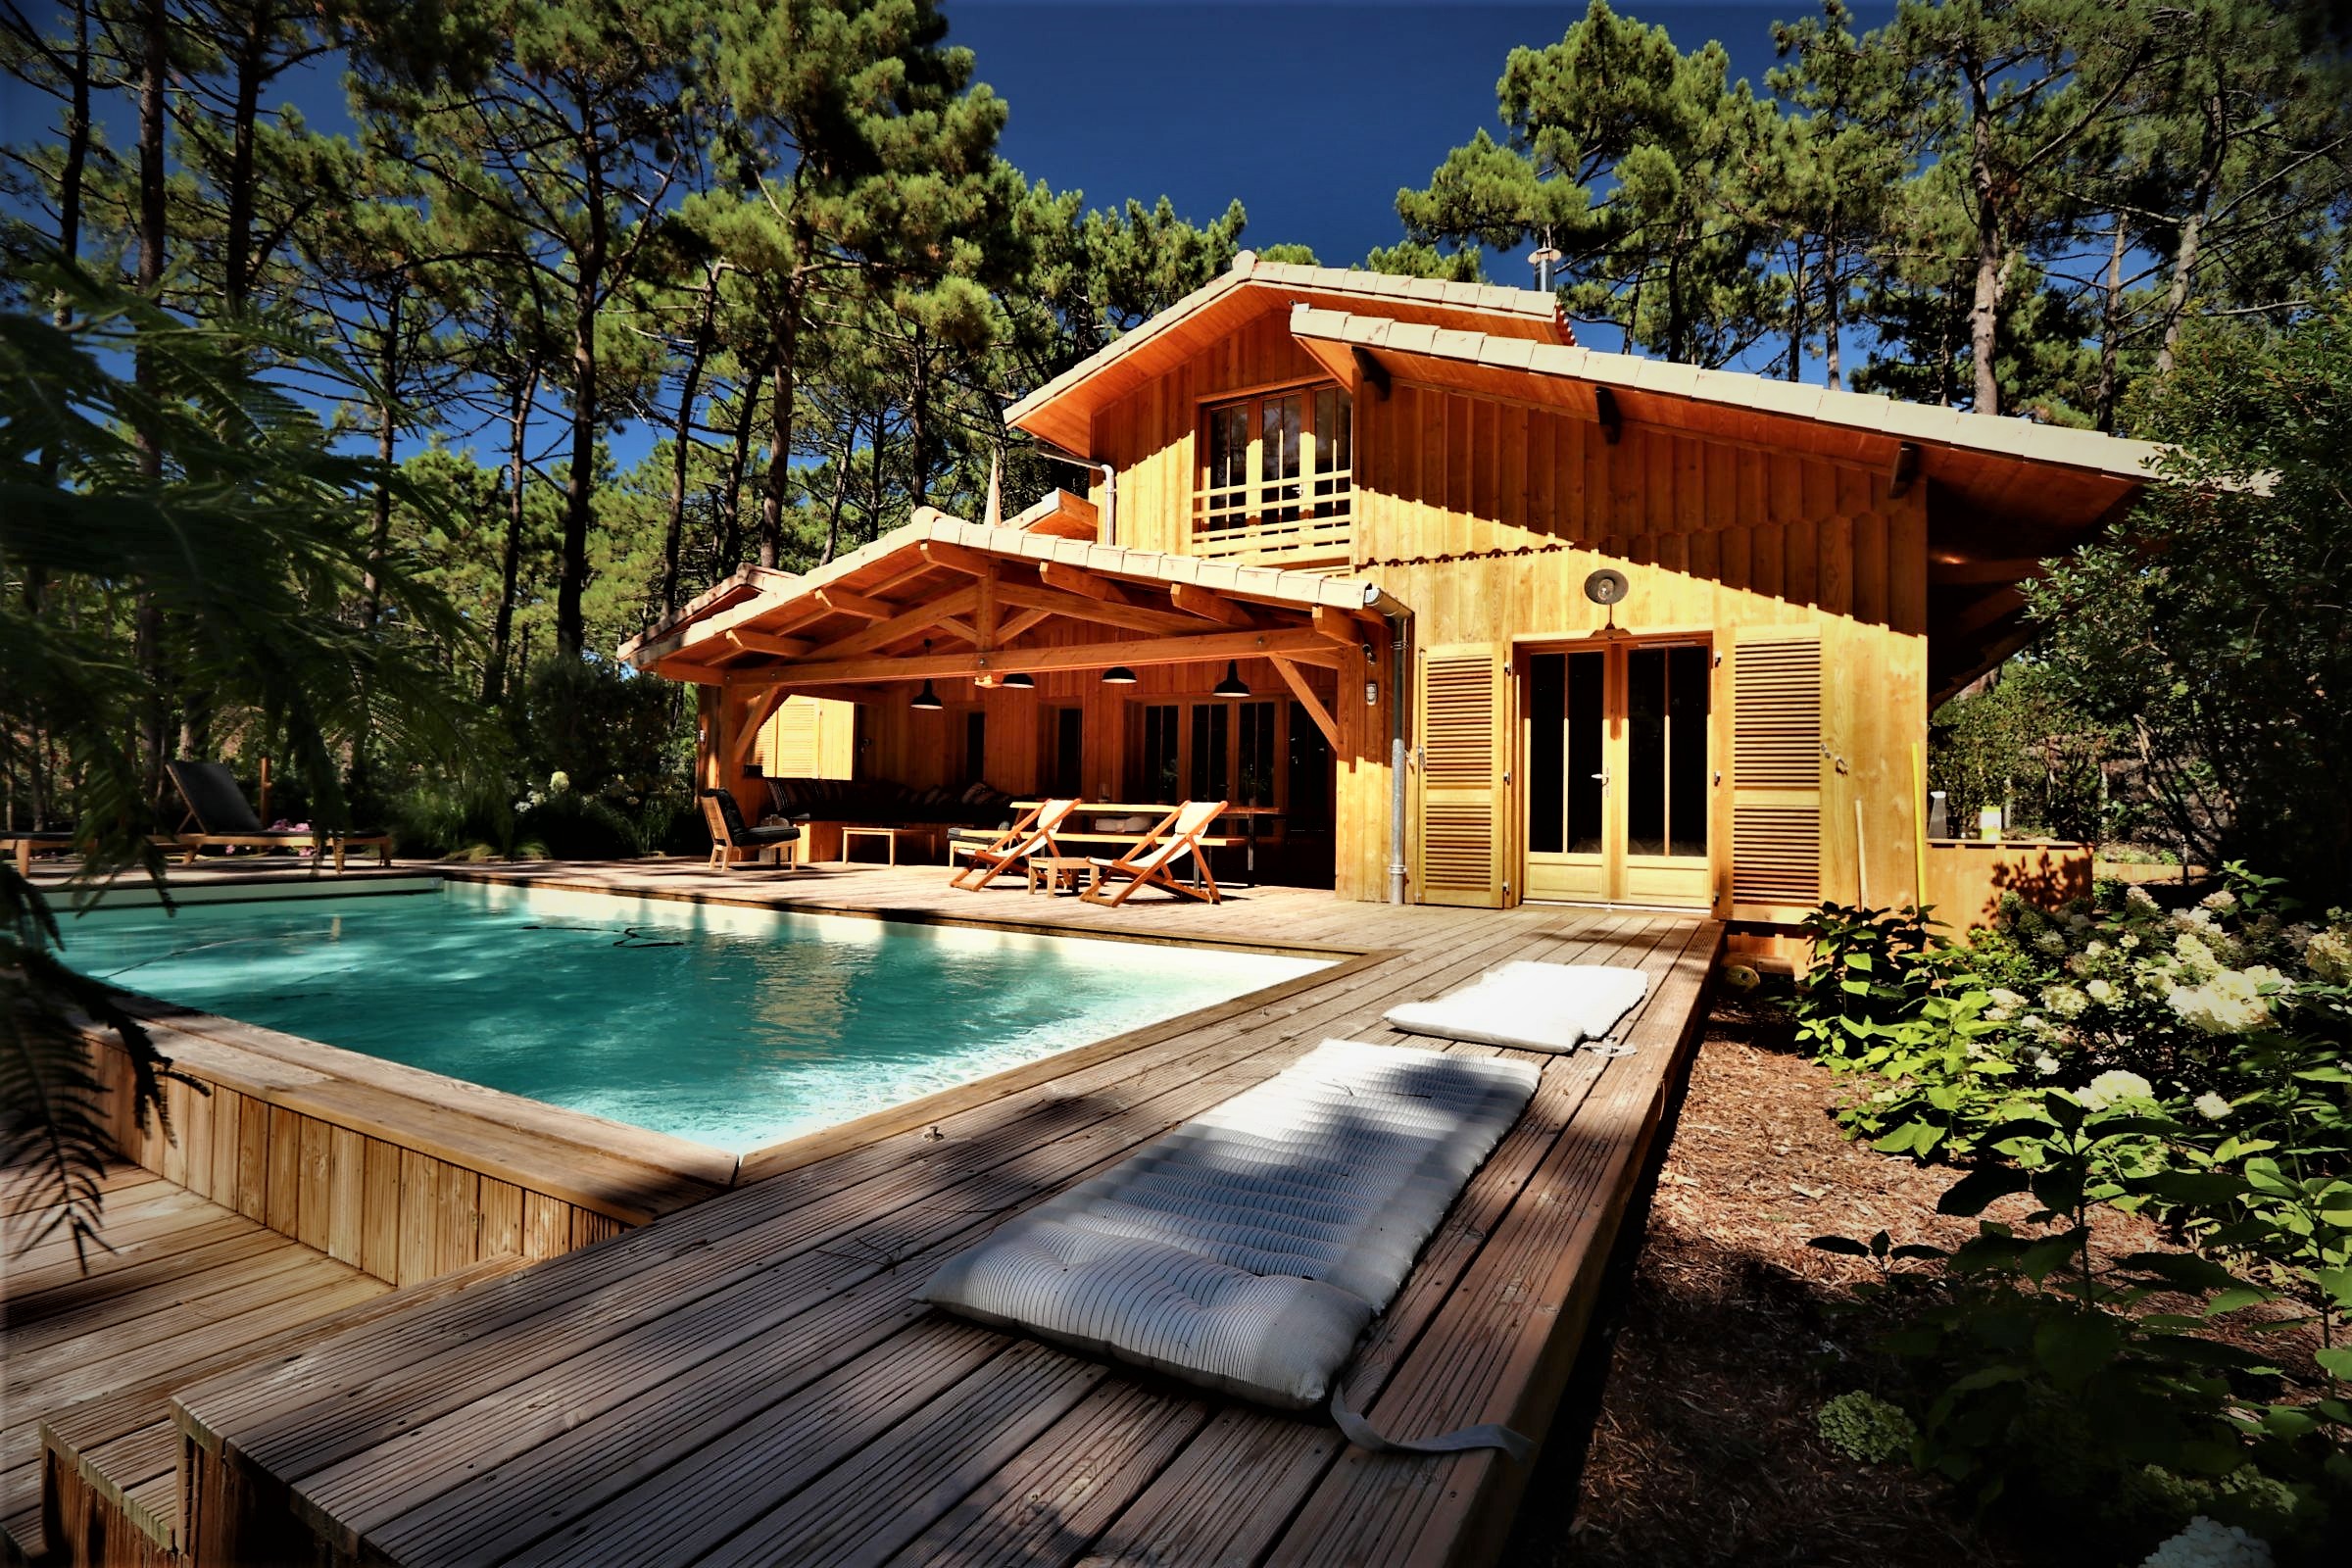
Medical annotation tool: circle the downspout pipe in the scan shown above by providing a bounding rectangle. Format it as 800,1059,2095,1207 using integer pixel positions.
1387,612,1410,905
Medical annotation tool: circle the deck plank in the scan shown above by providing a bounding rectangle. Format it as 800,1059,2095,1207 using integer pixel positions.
141,863,1719,1568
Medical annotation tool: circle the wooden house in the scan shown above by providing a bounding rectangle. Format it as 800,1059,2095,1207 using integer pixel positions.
623,257,2162,954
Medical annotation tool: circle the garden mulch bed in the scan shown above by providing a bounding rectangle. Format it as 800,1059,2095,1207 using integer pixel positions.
1497,991,2325,1568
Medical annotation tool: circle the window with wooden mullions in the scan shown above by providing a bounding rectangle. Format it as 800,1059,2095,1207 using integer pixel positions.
1129,698,1298,810
1197,383,1351,544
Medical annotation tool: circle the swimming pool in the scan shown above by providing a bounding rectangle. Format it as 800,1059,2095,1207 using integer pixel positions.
61,882,1329,1154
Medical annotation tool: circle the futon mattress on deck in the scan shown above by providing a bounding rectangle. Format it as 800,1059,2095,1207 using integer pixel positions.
919,1039,1539,1408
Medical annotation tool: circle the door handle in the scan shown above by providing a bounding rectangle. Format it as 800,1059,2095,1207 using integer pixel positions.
1590,772,1610,785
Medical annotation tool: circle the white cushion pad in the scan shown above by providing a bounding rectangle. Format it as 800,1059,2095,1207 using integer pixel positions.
920,1039,1538,1408
1384,960,1648,1054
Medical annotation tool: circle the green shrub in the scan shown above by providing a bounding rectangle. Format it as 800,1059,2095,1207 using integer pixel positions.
1816,1390,1917,1464
517,790,641,860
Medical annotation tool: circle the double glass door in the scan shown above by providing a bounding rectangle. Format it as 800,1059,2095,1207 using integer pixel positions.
1522,641,1712,907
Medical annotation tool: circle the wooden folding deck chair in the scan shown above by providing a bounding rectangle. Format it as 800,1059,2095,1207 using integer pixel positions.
1081,800,1228,906
949,797,1079,891
167,760,391,874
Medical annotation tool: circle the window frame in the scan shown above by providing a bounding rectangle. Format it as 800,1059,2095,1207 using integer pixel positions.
1195,378,1353,542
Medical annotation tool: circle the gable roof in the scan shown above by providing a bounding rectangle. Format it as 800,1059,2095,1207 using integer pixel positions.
621,507,1398,683
1003,257,1574,453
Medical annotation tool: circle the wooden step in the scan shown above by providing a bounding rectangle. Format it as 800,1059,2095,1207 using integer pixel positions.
36,1254,528,1565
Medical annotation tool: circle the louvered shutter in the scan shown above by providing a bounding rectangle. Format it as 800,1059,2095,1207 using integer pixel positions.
1415,646,1508,908
1731,629,1823,919
766,698,820,777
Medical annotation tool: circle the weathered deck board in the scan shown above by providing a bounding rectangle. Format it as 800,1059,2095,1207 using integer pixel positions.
164,863,1720,1568
1,1162,392,1562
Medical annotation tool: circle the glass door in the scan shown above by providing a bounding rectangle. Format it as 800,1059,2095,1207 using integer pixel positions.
1521,641,1711,907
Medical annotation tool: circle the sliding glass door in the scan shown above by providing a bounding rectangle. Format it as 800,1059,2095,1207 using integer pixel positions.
1522,641,1712,907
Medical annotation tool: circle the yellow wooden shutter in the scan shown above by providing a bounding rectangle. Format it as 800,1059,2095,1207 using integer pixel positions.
1416,645,1508,908
1731,628,1823,919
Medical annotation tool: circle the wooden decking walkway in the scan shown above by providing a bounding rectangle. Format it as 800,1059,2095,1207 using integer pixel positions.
0,1163,392,1561
166,865,1721,1568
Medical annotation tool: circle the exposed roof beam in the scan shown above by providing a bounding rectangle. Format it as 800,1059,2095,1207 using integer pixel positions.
1169,582,1255,627
1311,605,1365,646
996,579,1204,638
1350,345,1391,401
1888,440,1922,498
1038,561,1142,606
1270,657,1340,748
724,630,813,659
802,583,981,662
918,540,1003,576
726,626,1344,689
996,608,1052,643
812,587,899,620
1593,384,1622,445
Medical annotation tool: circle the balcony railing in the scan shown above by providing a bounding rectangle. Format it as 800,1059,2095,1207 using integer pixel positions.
1191,467,1353,567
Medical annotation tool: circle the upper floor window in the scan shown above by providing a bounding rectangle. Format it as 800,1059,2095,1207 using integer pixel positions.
1196,383,1352,562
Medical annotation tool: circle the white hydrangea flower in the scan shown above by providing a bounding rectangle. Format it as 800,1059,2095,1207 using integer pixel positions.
2042,984,2090,1019
2174,933,2224,983
2139,1515,2273,1568
2085,979,2118,1005
2201,889,2238,913
2175,906,2219,934
1984,1006,2012,1022
2194,1092,2232,1121
2128,885,2160,911
2036,931,2069,956
2032,1050,2061,1077
2120,932,2141,951
2307,926,2352,986
2083,939,2110,958
1988,988,2027,1009
2168,967,2276,1035
2080,1069,2155,1111
2067,952,2097,977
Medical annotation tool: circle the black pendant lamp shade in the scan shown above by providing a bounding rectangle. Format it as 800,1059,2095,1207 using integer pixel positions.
1102,666,1138,685
1212,660,1250,699
911,637,944,710
1003,671,1036,690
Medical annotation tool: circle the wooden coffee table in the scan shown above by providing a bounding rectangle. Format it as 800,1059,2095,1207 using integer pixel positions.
1026,856,1098,896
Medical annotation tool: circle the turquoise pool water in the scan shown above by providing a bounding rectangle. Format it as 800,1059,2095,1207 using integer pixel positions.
62,883,1327,1153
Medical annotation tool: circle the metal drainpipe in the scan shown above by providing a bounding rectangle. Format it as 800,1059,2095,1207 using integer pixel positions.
1099,463,1116,545
1388,612,1410,905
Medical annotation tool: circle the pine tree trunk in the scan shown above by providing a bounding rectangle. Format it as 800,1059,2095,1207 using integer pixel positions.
1823,237,1842,392
484,364,539,708
1787,237,1806,381
1969,133,2005,412
660,270,719,619
133,0,169,809
556,101,607,661
2095,215,2127,433
2155,103,2221,377
221,4,267,315
718,355,766,571
760,289,800,570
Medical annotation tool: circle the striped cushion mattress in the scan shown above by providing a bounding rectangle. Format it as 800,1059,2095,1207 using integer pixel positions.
919,1039,1539,1409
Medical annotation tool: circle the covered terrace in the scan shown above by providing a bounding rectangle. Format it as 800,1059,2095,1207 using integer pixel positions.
619,510,1408,894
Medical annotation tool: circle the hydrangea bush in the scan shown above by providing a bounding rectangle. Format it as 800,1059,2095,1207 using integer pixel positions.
1794,866,2352,1562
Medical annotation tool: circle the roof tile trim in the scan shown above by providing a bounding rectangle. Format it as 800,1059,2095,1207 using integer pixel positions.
1296,305,2169,481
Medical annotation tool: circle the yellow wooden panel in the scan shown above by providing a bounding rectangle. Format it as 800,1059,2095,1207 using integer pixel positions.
1416,645,1507,907
1731,629,1823,919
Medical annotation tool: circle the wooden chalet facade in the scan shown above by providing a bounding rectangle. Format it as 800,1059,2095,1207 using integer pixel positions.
623,257,2162,945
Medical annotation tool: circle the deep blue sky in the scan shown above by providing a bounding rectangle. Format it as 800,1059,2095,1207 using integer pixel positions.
952,1,1896,288
1,1,1899,466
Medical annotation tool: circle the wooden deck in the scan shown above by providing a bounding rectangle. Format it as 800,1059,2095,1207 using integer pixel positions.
0,1163,393,1561
159,863,1721,1568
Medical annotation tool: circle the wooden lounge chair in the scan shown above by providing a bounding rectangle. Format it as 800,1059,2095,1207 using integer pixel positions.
2,829,75,876
948,797,1080,891
1082,800,1229,906
167,760,391,875
701,789,802,870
